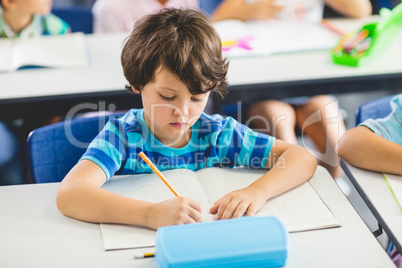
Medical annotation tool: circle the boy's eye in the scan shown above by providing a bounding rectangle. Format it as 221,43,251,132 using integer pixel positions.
160,94,175,101
191,97,203,103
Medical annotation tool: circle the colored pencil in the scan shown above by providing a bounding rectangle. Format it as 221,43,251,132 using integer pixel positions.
322,19,346,36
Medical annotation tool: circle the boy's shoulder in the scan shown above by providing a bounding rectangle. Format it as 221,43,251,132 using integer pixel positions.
391,94,402,112
112,109,144,129
39,13,71,35
197,113,242,132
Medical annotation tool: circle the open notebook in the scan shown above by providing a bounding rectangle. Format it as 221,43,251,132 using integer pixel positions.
100,167,340,251
0,32,90,72
214,20,340,58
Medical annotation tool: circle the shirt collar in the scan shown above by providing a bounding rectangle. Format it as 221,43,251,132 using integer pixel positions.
0,8,42,38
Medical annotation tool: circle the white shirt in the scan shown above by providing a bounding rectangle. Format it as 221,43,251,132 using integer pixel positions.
92,0,199,33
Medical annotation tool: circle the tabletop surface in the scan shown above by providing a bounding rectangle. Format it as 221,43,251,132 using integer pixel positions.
0,166,395,268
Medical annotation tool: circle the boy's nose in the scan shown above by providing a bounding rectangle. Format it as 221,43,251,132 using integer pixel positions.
173,102,189,117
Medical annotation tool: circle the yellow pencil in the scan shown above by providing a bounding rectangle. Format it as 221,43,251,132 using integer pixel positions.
138,152,181,197
134,252,155,259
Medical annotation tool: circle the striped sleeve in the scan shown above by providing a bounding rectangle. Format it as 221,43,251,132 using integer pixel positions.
43,14,71,35
80,119,128,180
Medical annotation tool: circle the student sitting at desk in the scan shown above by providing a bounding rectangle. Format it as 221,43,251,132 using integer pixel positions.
56,8,317,230
0,0,70,37
207,0,372,184
0,0,70,185
92,0,198,33
337,94,402,176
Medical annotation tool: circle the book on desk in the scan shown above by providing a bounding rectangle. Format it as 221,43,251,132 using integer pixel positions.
0,32,91,72
99,167,340,251
214,20,340,58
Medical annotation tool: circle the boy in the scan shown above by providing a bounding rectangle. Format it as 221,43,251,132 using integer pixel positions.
0,0,70,38
56,8,317,230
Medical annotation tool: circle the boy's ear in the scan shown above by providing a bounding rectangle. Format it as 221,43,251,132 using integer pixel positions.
2,0,17,9
131,86,141,94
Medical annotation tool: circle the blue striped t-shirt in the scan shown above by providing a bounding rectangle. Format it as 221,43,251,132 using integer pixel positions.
81,109,275,180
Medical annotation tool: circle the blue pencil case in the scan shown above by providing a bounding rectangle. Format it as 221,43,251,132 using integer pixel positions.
155,216,288,268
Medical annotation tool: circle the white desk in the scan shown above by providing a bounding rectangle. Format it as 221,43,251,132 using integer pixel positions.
225,16,402,104
0,166,395,267
1,16,402,119
341,159,402,254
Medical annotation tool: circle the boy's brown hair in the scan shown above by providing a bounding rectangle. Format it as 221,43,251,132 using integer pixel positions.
121,8,228,99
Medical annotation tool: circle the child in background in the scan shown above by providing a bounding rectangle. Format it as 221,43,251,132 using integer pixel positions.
92,0,198,33
0,0,70,37
207,0,372,182
56,8,317,230
337,94,402,175
0,0,70,185
337,95,402,268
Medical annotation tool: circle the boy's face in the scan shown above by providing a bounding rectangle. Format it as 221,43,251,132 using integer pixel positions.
135,66,210,148
11,0,52,15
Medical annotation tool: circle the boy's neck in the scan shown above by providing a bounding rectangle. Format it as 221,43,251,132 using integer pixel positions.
3,9,34,34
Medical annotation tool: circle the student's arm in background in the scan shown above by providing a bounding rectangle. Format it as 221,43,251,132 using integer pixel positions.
56,160,202,230
210,0,283,22
325,0,372,18
337,126,402,175
210,140,317,219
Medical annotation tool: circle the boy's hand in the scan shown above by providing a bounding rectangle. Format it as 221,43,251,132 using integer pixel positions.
146,197,202,230
209,188,267,220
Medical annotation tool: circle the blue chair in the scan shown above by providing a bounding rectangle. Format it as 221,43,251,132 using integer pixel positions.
52,6,93,34
199,0,222,15
355,95,394,126
26,113,124,183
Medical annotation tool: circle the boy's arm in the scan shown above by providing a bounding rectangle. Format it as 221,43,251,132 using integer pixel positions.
210,0,283,22
56,160,202,230
210,140,317,219
325,0,372,18
337,126,402,175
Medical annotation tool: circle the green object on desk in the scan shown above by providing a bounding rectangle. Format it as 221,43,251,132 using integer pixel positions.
331,2,402,67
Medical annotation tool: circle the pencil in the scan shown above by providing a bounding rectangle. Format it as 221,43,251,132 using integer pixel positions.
138,151,181,197
134,252,155,259
321,19,346,36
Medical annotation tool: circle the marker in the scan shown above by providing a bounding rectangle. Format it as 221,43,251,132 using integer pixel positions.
134,252,155,259
344,29,370,54
332,32,353,53
221,40,237,46
138,152,181,197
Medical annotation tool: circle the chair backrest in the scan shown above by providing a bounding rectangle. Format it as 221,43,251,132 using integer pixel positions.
355,95,395,126
52,6,93,34
199,0,222,15
26,113,124,183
